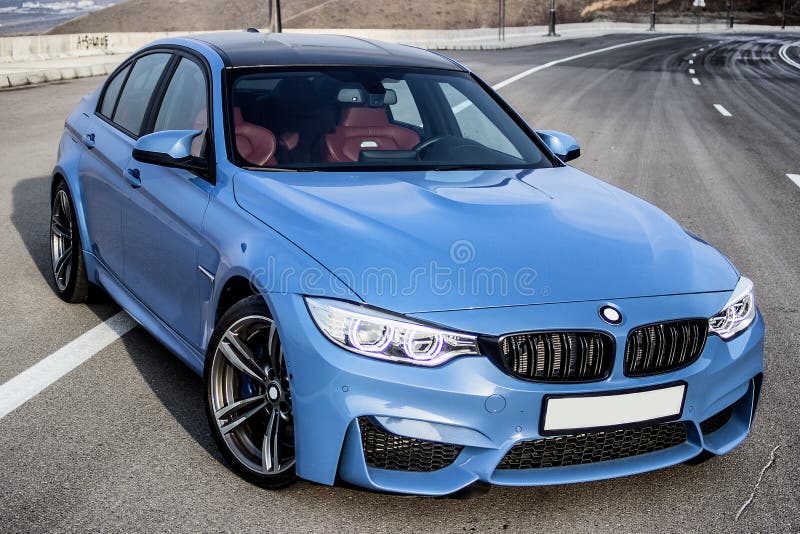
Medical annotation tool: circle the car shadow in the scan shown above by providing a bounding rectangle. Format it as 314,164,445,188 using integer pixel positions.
10,175,219,459
11,175,64,287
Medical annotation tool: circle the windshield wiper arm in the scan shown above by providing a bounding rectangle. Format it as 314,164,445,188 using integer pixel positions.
431,164,499,171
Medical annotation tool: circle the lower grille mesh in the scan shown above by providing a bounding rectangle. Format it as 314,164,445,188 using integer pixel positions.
358,417,462,472
497,421,688,470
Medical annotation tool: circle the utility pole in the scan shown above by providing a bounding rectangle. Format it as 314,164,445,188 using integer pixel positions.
728,0,734,29
782,0,787,29
269,0,282,33
547,0,558,36
649,0,656,31
498,0,506,41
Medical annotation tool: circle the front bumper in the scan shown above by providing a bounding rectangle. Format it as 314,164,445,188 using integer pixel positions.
268,291,764,496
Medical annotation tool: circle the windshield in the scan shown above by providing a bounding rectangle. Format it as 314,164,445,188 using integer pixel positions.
227,67,554,171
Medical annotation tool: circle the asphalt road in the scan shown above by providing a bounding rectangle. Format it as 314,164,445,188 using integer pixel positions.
1,33,799,532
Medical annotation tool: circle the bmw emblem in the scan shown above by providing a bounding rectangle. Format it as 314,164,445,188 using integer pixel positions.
599,305,623,325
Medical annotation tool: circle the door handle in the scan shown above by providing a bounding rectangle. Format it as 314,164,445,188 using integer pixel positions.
82,132,95,149
126,168,141,188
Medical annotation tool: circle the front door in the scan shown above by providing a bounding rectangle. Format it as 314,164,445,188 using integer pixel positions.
122,55,212,348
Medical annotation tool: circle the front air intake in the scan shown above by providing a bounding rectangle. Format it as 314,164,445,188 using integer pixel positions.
358,417,462,472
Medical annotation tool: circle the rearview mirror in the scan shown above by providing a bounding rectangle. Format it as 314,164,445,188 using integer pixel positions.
132,129,208,174
536,130,581,163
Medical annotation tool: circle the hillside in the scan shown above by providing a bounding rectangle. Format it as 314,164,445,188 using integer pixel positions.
582,0,798,24
48,0,797,34
47,0,584,33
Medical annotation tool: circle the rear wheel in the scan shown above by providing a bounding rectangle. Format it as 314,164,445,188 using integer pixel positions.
50,181,89,303
205,296,297,488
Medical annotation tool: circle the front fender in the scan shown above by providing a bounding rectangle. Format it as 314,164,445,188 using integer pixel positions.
199,177,360,353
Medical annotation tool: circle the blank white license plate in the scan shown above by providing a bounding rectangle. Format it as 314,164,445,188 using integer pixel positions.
542,384,686,434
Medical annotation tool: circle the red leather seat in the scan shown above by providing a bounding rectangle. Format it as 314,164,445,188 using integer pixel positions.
233,107,277,167
322,107,420,163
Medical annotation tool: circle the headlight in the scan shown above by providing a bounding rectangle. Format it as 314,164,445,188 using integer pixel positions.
708,276,756,339
305,297,479,366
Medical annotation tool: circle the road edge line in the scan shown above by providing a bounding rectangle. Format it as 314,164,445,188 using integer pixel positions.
0,311,137,420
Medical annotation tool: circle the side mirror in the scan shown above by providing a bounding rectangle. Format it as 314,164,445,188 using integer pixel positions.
536,130,581,163
132,129,208,174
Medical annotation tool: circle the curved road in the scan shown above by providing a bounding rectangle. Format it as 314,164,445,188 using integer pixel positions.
0,33,798,532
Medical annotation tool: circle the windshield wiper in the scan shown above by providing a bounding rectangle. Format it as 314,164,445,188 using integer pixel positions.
243,166,301,172
431,164,504,171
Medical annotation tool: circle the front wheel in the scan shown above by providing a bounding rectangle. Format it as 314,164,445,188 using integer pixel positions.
204,296,297,488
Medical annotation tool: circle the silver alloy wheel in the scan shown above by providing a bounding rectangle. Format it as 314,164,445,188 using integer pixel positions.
209,315,295,475
50,189,73,292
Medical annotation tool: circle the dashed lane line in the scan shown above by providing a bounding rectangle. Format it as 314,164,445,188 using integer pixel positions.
714,104,733,117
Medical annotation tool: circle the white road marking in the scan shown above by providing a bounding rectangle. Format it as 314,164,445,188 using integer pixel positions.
490,35,678,91
778,42,800,70
689,59,694,64
452,35,679,114
692,77,701,85
787,174,800,188
714,104,733,117
0,311,137,420
692,53,697,57
699,48,705,51
689,68,696,74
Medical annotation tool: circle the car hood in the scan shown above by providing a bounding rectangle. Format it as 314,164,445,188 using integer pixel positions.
233,166,738,313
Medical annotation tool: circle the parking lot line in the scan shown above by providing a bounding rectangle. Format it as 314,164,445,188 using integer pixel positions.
692,77,701,85
0,311,137,420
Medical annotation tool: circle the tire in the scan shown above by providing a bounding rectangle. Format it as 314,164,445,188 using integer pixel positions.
50,180,90,303
204,295,297,489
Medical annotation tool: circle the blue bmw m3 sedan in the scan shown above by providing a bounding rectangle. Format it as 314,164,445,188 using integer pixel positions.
50,31,764,495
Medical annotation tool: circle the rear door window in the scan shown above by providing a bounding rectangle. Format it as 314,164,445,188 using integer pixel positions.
112,52,172,136
99,64,130,119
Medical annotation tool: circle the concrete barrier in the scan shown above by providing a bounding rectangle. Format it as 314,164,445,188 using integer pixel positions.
0,31,199,62
1,22,797,88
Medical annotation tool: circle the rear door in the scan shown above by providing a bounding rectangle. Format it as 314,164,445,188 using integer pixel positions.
121,54,213,349
78,52,173,278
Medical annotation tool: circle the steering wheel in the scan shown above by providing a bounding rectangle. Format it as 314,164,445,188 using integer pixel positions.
413,135,448,156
